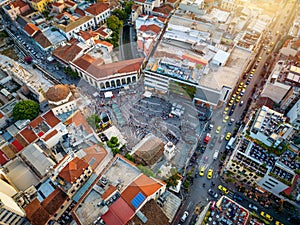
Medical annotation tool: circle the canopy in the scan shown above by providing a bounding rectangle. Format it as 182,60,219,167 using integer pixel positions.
143,91,152,98
104,91,113,98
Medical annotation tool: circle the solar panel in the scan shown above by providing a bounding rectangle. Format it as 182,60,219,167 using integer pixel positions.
131,192,146,209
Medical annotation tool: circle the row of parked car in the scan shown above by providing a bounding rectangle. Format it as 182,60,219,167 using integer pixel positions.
16,35,44,60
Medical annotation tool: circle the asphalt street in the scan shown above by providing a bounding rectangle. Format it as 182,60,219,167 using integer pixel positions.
173,1,297,225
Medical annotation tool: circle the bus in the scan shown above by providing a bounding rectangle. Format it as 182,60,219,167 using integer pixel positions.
226,137,235,150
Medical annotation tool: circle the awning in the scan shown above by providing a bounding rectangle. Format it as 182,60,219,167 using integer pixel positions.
143,91,152,98
104,91,113,98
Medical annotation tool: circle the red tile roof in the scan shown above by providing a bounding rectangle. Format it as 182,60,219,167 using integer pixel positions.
53,43,83,64
33,31,51,49
102,185,117,200
80,144,107,170
65,111,93,135
52,2,64,7
58,157,89,183
24,199,50,225
94,27,109,38
85,3,109,16
25,189,67,225
73,58,144,80
121,185,145,210
43,110,60,128
102,197,135,225
78,30,93,41
0,150,9,165
146,24,161,34
156,17,166,22
65,0,76,7
96,40,113,48
133,174,164,197
12,139,24,152
139,24,161,34
72,54,98,71
41,189,68,215
29,116,43,128
167,0,178,3
11,0,27,8
153,4,173,15
43,129,58,142
24,23,39,37
74,8,85,17
20,128,38,144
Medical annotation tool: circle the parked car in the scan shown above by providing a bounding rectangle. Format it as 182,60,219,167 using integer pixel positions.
233,193,243,202
225,132,231,141
248,203,258,211
199,166,205,176
218,185,229,194
208,189,218,198
180,211,189,222
216,126,221,134
207,169,213,179
260,211,273,221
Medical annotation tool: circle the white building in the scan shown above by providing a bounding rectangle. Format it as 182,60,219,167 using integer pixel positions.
56,16,96,40
85,3,111,26
287,98,300,128
0,192,28,225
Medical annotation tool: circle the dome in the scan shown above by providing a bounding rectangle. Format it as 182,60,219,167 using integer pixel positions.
46,84,71,102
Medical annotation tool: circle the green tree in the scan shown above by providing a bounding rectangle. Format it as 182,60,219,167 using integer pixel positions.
124,1,133,16
107,136,120,156
164,173,180,187
113,9,128,21
13,100,39,121
86,114,101,129
107,15,123,32
125,153,135,163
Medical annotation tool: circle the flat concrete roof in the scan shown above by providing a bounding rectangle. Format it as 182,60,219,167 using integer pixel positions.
199,47,250,90
5,158,39,191
260,82,290,103
103,157,141,192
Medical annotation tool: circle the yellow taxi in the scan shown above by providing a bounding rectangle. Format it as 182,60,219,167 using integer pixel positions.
224,107,229,115
257,56,262,62
207,169,213,179
225,132,231,141
218,185,229,194
223,116,229,123
199,166,205,176
216,126,221,134
260,211,273,222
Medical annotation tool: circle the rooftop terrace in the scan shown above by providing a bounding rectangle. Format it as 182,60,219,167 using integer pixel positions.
205,196,249,225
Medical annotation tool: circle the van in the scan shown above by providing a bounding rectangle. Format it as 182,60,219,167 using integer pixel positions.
213,151,219,160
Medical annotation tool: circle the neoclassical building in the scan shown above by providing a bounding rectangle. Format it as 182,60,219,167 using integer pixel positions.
46,84,81,115
70,55,144,90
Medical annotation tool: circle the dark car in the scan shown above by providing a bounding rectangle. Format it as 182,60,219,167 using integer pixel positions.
233,194,243,202
208,189,218,198
228,108,234,116
201,146,206,153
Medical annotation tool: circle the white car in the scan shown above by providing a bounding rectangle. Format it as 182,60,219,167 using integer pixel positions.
248,204,258,211
180,211,189,222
